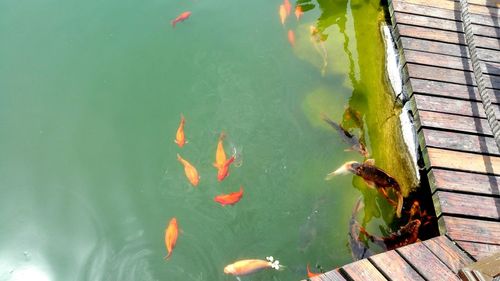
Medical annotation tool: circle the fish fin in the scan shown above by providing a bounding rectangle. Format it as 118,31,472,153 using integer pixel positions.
176,153,181,161
344,148,354,152
364,159,375,166
396,191,403,218
364,180,376,189
325,172,336,181
164,252,172,260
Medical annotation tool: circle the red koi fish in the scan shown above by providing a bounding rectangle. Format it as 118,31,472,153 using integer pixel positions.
171,11,191,28
177,154,200,186
307,264,321,277
283,0,291,15
295,6,303,20
214,186,244,206
224,256,282,277
288,30,295,47
217,155,235,181
164,217,179,260
174,114,186,148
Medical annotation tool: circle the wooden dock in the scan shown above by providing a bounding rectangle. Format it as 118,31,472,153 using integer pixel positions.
305,0,500,279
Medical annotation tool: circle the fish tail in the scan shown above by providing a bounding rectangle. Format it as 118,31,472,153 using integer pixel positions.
219,131,226,141
171,20,176,28
325,171,336,181
396,191,403,218
176,153,182,162
164,252,172,261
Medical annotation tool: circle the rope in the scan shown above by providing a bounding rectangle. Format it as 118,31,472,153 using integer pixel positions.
458,0,500,151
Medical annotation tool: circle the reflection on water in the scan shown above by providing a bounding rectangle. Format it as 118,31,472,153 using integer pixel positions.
0,0,427,279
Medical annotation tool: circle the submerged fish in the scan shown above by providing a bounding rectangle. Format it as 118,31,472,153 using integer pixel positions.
306,264,321,277
213,132,227,170
217,155,235,182
348,198,375,260
322,115,369,157
295,6,303,20
224,256,282,277
279,5,287,25
177,153,200,186
164,217,179,260
171,11,191,28
326,159,403,217
214,186,244,206
283,0,291,15
174,114,186,148
360,219,422,250
288,30,295,47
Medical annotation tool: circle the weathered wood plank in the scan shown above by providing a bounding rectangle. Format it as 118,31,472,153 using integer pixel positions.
408,78,500,104
478,48,500,63
423,236,474,273
403,50,500,76
420,128,500,156
433,191,500,220
441,216,500,244
393,12,500,38
396,25,500,50
455,241,500,260
391,1,499,27
429,168,500,196
424,147,500,175
406,64,500,89
369,250,425,281
340,259,387,281
415,110,493,136
399,0,499,17
412,94,500,119
459,252,500,281
466,0,500,8
398,37,469,58
396,242,461,280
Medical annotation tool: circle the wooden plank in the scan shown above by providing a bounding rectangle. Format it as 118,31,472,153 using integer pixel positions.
466,0,500,8
429,168,500,196
455,241,500,260
423,236,474,273
478,48,500,63
420,128,500,156
396,242,461,280
424,147,500,175
369,250,425,281
408,78,500,104
412,94,500,119
459,253,500,281
399,0,499,17
415,110,493,136
433,191,500,220
340,259,387,281
441,216,500,244
396,25,500,50
406,64,500,90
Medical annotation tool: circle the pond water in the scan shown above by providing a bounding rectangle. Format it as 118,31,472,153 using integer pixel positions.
0,0,422,280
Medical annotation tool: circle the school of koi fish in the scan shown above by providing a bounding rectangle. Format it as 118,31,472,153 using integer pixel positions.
167,2,434,279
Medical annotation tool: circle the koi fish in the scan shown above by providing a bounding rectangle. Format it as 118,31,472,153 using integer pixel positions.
348,197,375,260
214,186,243,206
224,256,282,277
360,219,422,250
283,0,291,15
174,114,186,148
279,5,287,25
217,155,235,182
306,264,321,277
287,30,295,47
164,217,179,260
177,153,200,186
322,115,369,157
295,5,303,20
213,132,227,170
171,11,191,28
326,159,403,218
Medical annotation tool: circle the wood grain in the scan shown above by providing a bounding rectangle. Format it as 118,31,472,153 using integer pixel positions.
399,0,499,16
415,110,493,136
429,168,500,196
433,191,500,220
424,147,500,175
411,94,500,118
369,250,425,280
340,259,387,281
455,241,500,260
396,242,461,280
420,129,500,156
423,236,474,273
440,216,500,244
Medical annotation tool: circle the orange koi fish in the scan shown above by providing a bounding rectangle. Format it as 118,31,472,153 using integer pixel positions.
214,186,244,206
288,30,295,47
283,0,291,15
279,5,287,25
217,155,235,182
164,217,179,260
213,132,227,170
171,11,192,28
177,154,200,186
307,264,321,277
224,256,282,277
295,5,303,20
174,114,186,148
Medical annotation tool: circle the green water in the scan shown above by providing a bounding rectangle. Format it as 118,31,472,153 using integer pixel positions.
0,0,417,280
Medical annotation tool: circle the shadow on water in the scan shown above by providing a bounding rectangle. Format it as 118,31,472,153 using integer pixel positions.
452,1,500,220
